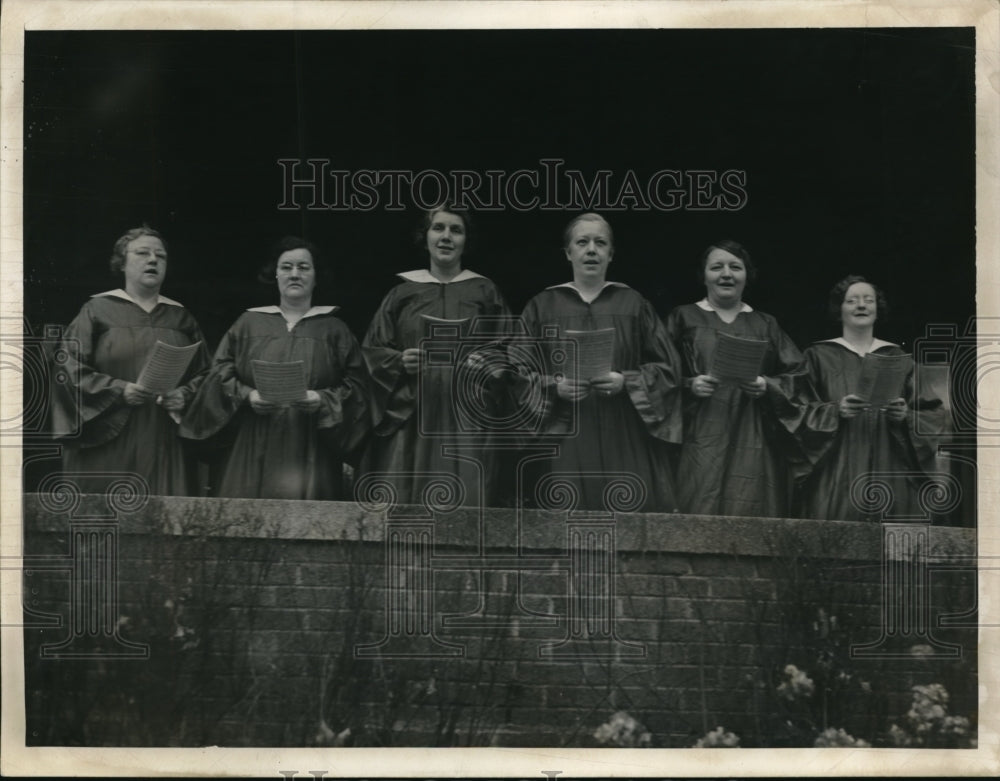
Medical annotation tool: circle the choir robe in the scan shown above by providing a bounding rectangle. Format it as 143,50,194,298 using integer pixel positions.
359,269,511,508
664,300,806,518
796,339,949,522
518,283,683,513
180,306,369,500
50,289,210,496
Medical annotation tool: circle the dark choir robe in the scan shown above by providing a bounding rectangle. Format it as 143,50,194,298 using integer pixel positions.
519,283,683,513
359,269,511,508
50,290,210,496
796,339,949,522
180,306,369,500
665,300,806,518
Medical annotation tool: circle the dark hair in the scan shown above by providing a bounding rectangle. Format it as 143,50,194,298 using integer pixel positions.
827,274,889,323
415,204,474,256
257,235,329,288
697,239,757,286
109,226,166,274
562,212,614,249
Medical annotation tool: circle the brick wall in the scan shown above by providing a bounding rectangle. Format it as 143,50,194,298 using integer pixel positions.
22,494,977,748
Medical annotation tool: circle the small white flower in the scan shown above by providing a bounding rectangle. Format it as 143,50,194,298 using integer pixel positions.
693,726,740,748
814,727,870,747
888,723,913,747
593,711,652,747
777,664,815,701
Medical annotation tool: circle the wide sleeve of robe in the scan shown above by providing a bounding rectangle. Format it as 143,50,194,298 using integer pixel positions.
181,312,370,463
361,277,512,437
178,317,253,441
761,313,809,432
51,296,210,447
50,300,129,443
518,286,683,443
515,294,565,433
315,319,372,464
797,342,949,479
664,306,806,439
361,285,416,437
623,297,684,444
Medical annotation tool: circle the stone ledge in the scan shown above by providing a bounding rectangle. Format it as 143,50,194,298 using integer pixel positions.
22,493,975,562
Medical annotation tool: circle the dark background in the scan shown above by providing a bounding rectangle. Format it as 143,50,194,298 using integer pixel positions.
24,27,975,351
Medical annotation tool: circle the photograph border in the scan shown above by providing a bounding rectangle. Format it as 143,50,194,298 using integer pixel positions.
2,0,997,777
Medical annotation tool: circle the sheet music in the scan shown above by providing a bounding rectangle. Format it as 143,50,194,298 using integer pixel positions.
565,327,615,380
251,359,308,404
709,332,768,384
855,352,912,406
135,340,201,394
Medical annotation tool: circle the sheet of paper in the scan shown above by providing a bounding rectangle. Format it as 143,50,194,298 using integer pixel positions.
251,359,307,404
565,327,615,380
135,340,201,394
855,351,912,406
710,332,768,384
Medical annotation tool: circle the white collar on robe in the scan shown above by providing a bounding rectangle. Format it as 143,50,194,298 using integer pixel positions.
247,305,339,331
547,281,629,302
247,305,338,317
696,297,753,313
822,336,897,357
397,269,485,284
93,289,184,307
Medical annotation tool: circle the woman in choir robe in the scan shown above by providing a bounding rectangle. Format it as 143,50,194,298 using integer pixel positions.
796,276,948,521
359,204,512,508
518,212,683,513
180,236,369,499
664,239,805,518
50,226,210,496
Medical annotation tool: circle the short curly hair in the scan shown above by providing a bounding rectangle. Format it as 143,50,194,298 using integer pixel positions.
257,235,329,290
109,226,166,274
697,239,757,287
827,275,889,323
415,204,474,255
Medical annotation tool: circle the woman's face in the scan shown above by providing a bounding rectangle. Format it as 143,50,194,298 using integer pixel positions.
426,211,467,269
122,235,167,293
276,248,316,303
565,218,614,282
703,247,747,306
841,281,877,328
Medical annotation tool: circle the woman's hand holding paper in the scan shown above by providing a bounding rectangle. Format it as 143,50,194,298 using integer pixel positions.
291,390,322,413
401,348,424,375
591,372,624,397
739,375,767,397
883,397,908,422
157,388,187,411
248,388,280,415
557,376,592,401
123,382,154,406
690,374,719,398
838,393,870,419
